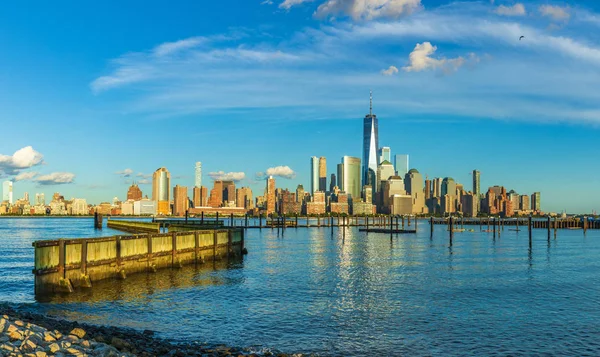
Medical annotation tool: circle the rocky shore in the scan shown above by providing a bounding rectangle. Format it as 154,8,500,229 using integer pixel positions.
0,305,309,357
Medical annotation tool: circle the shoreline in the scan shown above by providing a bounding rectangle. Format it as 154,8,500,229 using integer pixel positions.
0,304,307,357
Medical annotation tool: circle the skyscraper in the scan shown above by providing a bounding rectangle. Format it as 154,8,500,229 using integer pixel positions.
362,91,379,187
531,192,541,212
266,176,276,214
394,154,409,178
339,156,361,201
2,181,13,204
127,183,143,201
330,173,336,192
310,156,319,195
195,162,202,188
376,160,395,195
378,147,391,164
318,156,327,192
405,169,425,214
173,185,188,216
473,170,481,196
35,193,45,206
152,167,171,215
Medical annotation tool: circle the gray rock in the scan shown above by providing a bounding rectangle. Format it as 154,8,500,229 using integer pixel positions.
110,337,131,351
46,342,60,353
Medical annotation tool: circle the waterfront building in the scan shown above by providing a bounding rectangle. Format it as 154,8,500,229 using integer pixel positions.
520,195,530,211
195,162,202,188
381,176,406,213
319,157,327,192
394,154,409,178
133,199,156,215
296,185,305,204
353,201,374,215
23,192,29,204
310,156,319,195
531,192,541,212
236,187,253,210
95,203,112,216
405,169,425,214
223,181,236,206
127,183,143,201
441,177,457,197
173,185,188,216
266,176,276,215
152,167,171,215
379,147,391,164
376,160,395,196
441,194,456,214
121,201,134,215
461,193,477,217
330,192,349,214
424,178,431,200
391,194,413,215
71,198,88,215
362,92,379,188
432,177,442,198
339,156,362,201
208,181,224,208
2,181,13,204
362,185,373,206
35,193,45,206
306,191,326,215
473,170,481,196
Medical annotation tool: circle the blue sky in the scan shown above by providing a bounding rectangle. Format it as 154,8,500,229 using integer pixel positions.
1,0,599,213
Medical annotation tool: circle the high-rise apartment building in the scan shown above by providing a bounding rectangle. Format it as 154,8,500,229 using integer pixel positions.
193,186,209,208
236,187,253,209
71,198,88,216
339,156,361,201
152,167,171,215
195,162,202,188
127,183,143,201
330,174,336,193
318,157,327,192
173,185,188,216
362,92,379,187
379,147,391,164
441,177,457,197
473,170,481,196
266,176,276,214
2,181,13,204
296,185,305,204
531,192,541,212
310,156,319,195
209,181,224,207
520,195,530,211
394,154,409,178
35,193,45,206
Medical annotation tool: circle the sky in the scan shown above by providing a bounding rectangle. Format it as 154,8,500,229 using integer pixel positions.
1,0,599,213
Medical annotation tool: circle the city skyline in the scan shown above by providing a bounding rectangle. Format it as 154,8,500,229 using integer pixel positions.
0,0,599,213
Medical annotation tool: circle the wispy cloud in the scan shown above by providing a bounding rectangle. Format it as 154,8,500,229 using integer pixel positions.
115,168,134,177
381,65,399,75
315,0,422,21
14,171,38,181
539,5,570,22
208,171,246,182
279,0,313,10
153,37,205,57
35,172,75,185
137,172,152,178
494,3,526,16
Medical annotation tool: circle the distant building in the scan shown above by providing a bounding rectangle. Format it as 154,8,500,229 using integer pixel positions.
362,92,379,188
310,156,319,195
461,193,477,217
376,160,395,196
330,192,349,214
306,191,326,215
134,199,156,216
95,202,112,216
71,198,88,215
381,176,405,213
329,174,336,193
391,194,413,215
441,177,457,197
339,156,361,201
35,193,46,206
296,185,305,204
379,147,391,164
236,187,253,210
473,170,481,196
520,195,530,211
195,162,202,188
266,176,276,215
432,177,442,198
353,201,374,215
127,183,143,201
405,169,425,214
173,185,188,216
152,167,171,215
209,181,224,208
121,201,134,215
531,192,541,212
318,157,327,192
394,154,409,178
2,181,13,204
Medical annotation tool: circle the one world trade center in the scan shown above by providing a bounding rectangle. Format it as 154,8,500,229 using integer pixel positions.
362,91,379,199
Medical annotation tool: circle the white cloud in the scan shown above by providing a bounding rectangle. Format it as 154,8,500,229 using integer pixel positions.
539,5,570,21
136,172,152,178
138,179,151,185
315,0,422,21
280,0,313,10
208,171,246,182
35,172,75,185
116,168,134,177
153,37,205,57
495,3,526,16
0,146,44,174
381,65,399,75
265,166,297,179
402,42,477,73
14,171,38,181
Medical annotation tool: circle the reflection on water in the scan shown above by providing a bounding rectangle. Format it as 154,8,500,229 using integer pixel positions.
3,218,600,356
36,259,243,304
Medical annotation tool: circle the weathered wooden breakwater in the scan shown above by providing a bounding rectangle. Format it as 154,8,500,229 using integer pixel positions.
33,221,244,294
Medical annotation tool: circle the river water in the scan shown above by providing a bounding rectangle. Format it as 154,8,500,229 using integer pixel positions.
1,217,600,356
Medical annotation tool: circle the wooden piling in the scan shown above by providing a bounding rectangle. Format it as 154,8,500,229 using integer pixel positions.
528,216,532,241
430,217,434,237
449,216,454,245
547,216,551,240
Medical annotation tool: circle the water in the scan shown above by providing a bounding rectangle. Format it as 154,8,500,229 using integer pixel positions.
2,217,600,356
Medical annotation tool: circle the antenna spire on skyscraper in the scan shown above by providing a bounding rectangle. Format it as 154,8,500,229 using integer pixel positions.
369,90,373,116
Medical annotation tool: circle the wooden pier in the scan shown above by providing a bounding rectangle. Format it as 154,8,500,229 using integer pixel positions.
32,225,245,295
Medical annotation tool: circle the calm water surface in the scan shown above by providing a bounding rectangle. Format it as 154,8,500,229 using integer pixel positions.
1,217,600,356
